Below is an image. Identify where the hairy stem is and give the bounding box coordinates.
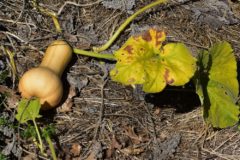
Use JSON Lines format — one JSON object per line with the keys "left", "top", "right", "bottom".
{"left": 73, "top": 48, "right": 116, "bottom": 61}
{"left": 33, "top": 120, "right": 44, "bottom": 154}
{"left": 93, "top": 0, "right": 168, "bottom": 52}
{"left": 31, "top": 0, "right": 62, "bottom": 33}
{"left": 45, "top": 133, "right": 57, "bottom": 160}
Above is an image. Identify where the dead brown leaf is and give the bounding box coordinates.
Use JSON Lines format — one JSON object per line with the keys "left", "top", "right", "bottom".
{"left": 86, "top": 152, "right": 96, "bottom": 160}
{"left": 154, "top": 107, "right": 161, "bottom": 115}
{"left": 124, "top": 126, "right": 141, "bottom": 144}
{"left": 70, "top": 143, "right": 82, "bottom": 157}
{"left": 85, "top": 142, "right": 102, "bottom": 160}
{"left": 0, "top": 85, "right": 20, "bottom": 108}
{"left": 123, "top": 126, "right": 150, "bottom": 145}
{"left": 106, "top": 134, "right": 122, "bottom": 158}
{"left": 22, "top": 154, "right": 37, "bottom": 160}
{"left": 57, "top": 86, "right": 76, "bottom": 112}
{"left": 120, "top": 146, "right": 145, "bottom": 156}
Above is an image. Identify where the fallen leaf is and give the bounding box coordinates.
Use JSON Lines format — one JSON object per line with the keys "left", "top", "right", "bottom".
{"left": 22, "top": 154, "right": 36, "bottom": 160}
{"left": 86, "top": 142, "right": 102, "bottom": 160}
{"left": 124, "top": 126, "right": 141, "bottom": 144}
{"left": 106, "top": 134, "right": 122, "bottom": 158}
{"left": 0, "top": 85, "right": 20, "bottom": 108}
{"left": 121, "top": 146, "right": 144, "bottom": 155}
{"left": 86, "top": 152, "right": 96, "bottom": 160}
{"left": 70, "top": 143, "right": 82, "bottom": 157}
{"left": 154, "top": 107, "right": 161, "bottom": 115}
{"left": 57, "top": 86, "right": 76, "bottom": 113}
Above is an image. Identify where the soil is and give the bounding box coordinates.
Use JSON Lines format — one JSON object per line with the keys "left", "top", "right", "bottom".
{"left": 1, "top": 0, "right": 240, "bottom": 160}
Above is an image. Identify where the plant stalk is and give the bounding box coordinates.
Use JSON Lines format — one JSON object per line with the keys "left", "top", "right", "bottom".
{"left": 73, "top": 48, "right": 116, "bottom": 61}
{"left": 93, "top": 0, "right": 168, "bottom": 52}
{"left": 45, "top": 133, "right": 57, "bottom": 160}
{"left": 32, "top": 0, "right": 62, "bottom": 33}
{"left": 33, "top": 120, "right": 44, "bottom": 154}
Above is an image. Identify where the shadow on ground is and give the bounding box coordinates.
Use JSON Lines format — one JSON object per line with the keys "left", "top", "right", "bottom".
{"left": 145, "top": 82, "right": 201, "bottom": 113}
{"left": 146, "top": 59, "right": 240, "bottom": 113}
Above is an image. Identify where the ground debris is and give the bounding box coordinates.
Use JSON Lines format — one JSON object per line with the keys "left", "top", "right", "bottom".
{"left": 102, "top": 0, "right": 136, "bottom": 13}
{"left": 70, "top": 143, "right": 82, "bottom": 157}
{"left": 0, "top": 110, "right": 22, "bottom": 158}
{"left": 145, "top": 134, "right": 181, "bottom": 160}
{"left": 86, "top": 142, "right": 104, "bottom": 160}
{"left": 1, "top": 0, "right": 240, "bottom": 159}
{"left": 183, "top": 0, "right": 239, "bottom": 29}
{"left": 120, "top": 145, "right": 145, "bottom": 156}
{"left": 106, "top": 134, "right": 122, "bottom": 158}
{"left": 124, "top": 126, "right": 149, "bottom": 144}
{"left": 67, "top": 74, "right": 89, "bottom": 93}
{"left": 57, "top": 86, "right": 77, "bottom": 113}
{"left": 2, "top": 138, "right": 22, "bottom": 158}
{"left": 0, "top": 85, "right": 20, "bottom": 109}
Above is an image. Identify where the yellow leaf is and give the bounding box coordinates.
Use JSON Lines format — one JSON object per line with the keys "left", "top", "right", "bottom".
{"left": 111, "top": 29, "right": 196, "bottom": 93}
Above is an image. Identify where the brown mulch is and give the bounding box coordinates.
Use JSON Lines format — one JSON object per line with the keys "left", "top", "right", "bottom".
{"left": 1, "top": 0, "right": 240, "bottom": 159}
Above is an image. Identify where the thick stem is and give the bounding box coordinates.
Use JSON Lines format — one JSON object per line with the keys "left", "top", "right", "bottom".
{"left": 93, "top": 0, "right": 168, "bottom": 52}
{"left": 73, "top": 48, "right": 116, "bottom": 61}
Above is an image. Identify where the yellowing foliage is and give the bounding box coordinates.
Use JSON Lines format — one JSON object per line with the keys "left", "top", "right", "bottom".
{"left": 110, "top": 28, "right": 196, "bottom": 93}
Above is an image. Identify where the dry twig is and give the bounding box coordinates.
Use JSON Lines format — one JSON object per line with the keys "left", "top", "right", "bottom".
{"left": 57, "top": 0, "right": 103, "bottom": 15}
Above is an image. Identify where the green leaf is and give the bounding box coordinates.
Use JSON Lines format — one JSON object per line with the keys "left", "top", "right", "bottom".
{"left": 195, "top": 41, "right": 239, "bottom": 128}
{"left": 42, "top": 124, "right": 56, "bottom": 138}
{"left": 0, "top": 118, "right": 7, "bottom": 126}
{"left": 110, "top": 28, "right": 196, "bottom": 93}
{"left": 21, "top": 124, "right": 37, "bottom": 139}
{"left": 16, "top": 98, "right": 42, "bottom": 124}
{"left": 0, "top": 153, "right": 7, "bottom": 160}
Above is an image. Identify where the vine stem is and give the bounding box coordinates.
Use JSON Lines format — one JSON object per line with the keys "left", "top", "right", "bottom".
{"left": 93, "top": 0, "right": 168, "bottom": 52}
{"left": 32, "top": 119, "right": 44, "bottom": 154}
{"left": 45, "top": 133, "right": 57, "bottom": 160}
{"left": 73, "top": 48, "right": 116, "bottom": 61}
{"left": 74, "top": 0, "right": 167, "bottom": 60}
{"left": 31, "top": 0, "right": 62, "bottom": 33}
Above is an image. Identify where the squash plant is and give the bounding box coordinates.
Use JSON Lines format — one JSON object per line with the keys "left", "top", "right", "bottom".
{"left": 75, "top": 28, "right": 239, "bottom": 129}
{"left": 15, "top": 1, "right": 168, "bottom": 158}
{"left": 16, "top": 4, "right": 239, "bottom": 160}
{"left": 92, "top": 28, "right": 239, "bottom": 129}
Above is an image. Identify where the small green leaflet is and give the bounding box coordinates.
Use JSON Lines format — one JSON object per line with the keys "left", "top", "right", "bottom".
{"left": 16, "top": 98, "right": 42, "bottom": 124}
{"left": 195, "top": 41, "right": 239, "bottom": 128}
